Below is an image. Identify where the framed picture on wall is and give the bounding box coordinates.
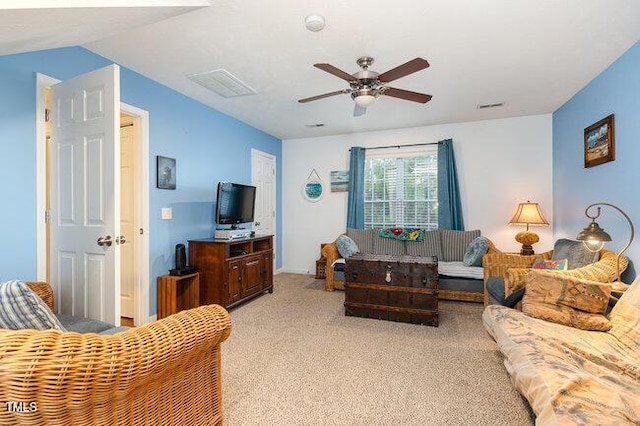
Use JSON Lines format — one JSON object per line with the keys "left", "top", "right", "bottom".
{"left": 156, "top": 156, "right": 176, "bottom": 189}
{"left": 584, "top": 114, "right": 615, "bottom": 168}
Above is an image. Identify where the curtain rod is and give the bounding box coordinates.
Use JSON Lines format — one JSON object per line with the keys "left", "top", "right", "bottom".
{"left": 350, "top": 141, "right": 441, "bottom": 151}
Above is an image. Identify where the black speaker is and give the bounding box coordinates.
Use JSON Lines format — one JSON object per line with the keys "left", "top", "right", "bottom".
{"left": 170, "top": 243, "right": 195, "bottom": 276}
{"left": 175, "top": 244, "right": 186, "bottom": 269}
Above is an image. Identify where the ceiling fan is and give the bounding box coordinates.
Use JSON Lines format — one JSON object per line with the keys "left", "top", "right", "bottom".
{"left": 298, "top": 56, "right": 432, "bottom": 117}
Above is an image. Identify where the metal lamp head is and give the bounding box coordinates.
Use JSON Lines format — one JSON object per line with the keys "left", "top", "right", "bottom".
{"left": 576, "top": 219, "right": 612, "bottom": 252}
{"left": 576, "top": 202, "right": 634, "bottom": 283}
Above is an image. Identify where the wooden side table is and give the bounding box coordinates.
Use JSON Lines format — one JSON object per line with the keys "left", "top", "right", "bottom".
{"left": 315, "top": 243, "right": 328, "bottom": 279}
{"left": 157, "top": 272, "right": 200, "bottom": 319}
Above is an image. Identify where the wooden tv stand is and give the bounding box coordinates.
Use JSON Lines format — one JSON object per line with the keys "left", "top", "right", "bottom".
{"left": 188, "top": 235, "right": 273, "bottom": 309}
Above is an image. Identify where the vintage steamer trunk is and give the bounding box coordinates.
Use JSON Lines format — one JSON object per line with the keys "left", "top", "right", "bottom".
{"left": 344, "top": 254, "right": 439, "bottom": 326}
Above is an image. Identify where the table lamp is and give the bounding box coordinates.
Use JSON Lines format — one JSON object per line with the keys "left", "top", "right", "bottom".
{"left": 576, "top": 202, "right": 634, "bottom": 283}
{"left": 509, "top": 201, "right": 549, "bottom": 255}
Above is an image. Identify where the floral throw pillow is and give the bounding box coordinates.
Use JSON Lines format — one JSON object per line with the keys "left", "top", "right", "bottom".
{"left": 522, "top": 270, "right": 612, "bottom": 331}
{"left": 379, "top": 227, "right": 424, "bottom": 241}
{"left": 532, "top": 258, "right": 568, "bottom": 271}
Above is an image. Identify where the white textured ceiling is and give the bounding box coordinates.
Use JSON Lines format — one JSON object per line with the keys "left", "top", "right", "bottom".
{"left": 3, "top": 1, "right": 640, "bottom": 140}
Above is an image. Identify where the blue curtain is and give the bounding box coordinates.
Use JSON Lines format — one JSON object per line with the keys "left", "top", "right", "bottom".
{"left": 438, "top": 139, "right": 464, "bottom": 230}
{"left": 347, "top": 147, "right": 366, "bottom": 229}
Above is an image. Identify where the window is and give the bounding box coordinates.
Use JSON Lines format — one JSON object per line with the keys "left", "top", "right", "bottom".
{"left": 364, "top": 148, "right": 438, "bottom": 229}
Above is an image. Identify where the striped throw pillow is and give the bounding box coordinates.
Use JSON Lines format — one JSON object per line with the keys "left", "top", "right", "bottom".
{"left": 439, "top": 229, "right": 481, "bottom": 262}
{"left": 346, "top": 228, "right": 376, "bottom": 254}
{"left": 0, "top": 280, "right": 66, "bottom": 331}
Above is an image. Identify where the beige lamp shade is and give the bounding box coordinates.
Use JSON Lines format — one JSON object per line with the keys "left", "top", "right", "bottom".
{"left": 509, "top": 201, "right": 549, "bottom": 230}
{"left": 509, "top": 201, "right": 549, "bottom": 255}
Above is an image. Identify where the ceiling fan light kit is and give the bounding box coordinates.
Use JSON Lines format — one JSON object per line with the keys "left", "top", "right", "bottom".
{"left": 353, "top": 89, "right": 377, "bottom": 107}
{"left": 298, "top": 56, "right": 431, "bottom": 116}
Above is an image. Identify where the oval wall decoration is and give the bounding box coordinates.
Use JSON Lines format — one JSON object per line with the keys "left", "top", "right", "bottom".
{"left": 303, "top": 169, "right": 324, "bottom": 202}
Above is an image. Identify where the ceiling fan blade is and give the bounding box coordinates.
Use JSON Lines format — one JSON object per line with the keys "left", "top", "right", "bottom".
{"left": 353, "top": 104, "right": 367, "bottom": 117}
{"left": 314, "top": 63, "right": 357, "bottom": 83}
{"left": 382, "top": 87, "right": 432, "bottom": 103}
{"left": 378, "top": 58, "right": 430, "bottom": 83}
{"left": 298, "top": 89, "right": 350, "bottom": 103}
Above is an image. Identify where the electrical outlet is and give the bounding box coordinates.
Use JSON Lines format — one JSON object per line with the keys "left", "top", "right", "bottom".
{"left": 161, "top": 207, "right": 172, "bottom": 220}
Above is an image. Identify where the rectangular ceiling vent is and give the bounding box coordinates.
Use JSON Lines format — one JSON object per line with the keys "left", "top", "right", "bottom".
{"left": 187, "top": 69, "right": 256, "bottom": 98}
{"left": 476, "top": 102, "right": 504, "bottom": 109}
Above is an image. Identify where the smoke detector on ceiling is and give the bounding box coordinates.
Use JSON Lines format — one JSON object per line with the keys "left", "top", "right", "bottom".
{"left": 305, "top": 14, "right": 326, "bottom": 32}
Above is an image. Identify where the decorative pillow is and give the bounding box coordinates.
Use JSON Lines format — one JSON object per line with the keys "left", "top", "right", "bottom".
{"left": 379, "top": 227, "right": 424, "bottom": 241}
{"left": 521, "top": 270, "right": 612, "bottom": 331}
{"left": 462, "top": 236, "right": 489, "bottom": 267}
{"left": 336, "top": 235, "right": 359, "bottom": 259}
{"left": 346, "top": 228, "right": 375, "bottom": 254}
{"left": 439, "top": 229, "right": 481, "bottom": 262}
{"left": 551, "top": 238, "right": 600, "bottom": 269}
{"left": 0, "top": 280, "right": 66, "bottom": 331}
{"left": 372, "top": 233, "right": 405, "bottom": 256}
{"left": 405, "top": 230, "right": 442, "bottom": 260}
{"left": 532, "top": 258, "right": 568, "bottom": 271}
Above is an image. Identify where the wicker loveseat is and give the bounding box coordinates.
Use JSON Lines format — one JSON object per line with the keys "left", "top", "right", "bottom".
{"left": 483, "top": 247, "right": 628, "bottom": 306}
{"left": 0, "top": 282, "right": 232, "bottom": 425}
{"left": 323, "top": 228, "right": 501, "bottom": 302}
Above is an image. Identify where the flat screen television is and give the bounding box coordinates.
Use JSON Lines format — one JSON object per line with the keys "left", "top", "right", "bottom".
{"left": 215, "top": 182, "right": 256, "bottom": 228}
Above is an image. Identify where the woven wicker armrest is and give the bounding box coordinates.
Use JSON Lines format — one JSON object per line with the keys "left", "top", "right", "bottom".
{"left": 322, "top": 242, "right": 341, "bottom": 291}
{"left": 503, "top": 268, "right": 531, "bottom": 298}
{"left": 0, "top": 304, "right": 232, "bottom": 425}
{"left": 482, "top": 250, "right": 551, "bottom": 306}
{"left": 26, "top": 281, "right": 55, "bottom": 311}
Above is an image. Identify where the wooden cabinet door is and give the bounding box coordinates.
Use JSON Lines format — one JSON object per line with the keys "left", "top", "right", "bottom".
{"left": 227, "top": 259, "right": 243, "bottom": 304}
{"left": 243, "top": 256, "right": 262, "bottom": 298}
{"left": 260, "top": 251, "right": 273, "bottom": 289}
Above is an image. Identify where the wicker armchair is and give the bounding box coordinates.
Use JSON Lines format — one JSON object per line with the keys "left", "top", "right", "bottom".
{"left": 483, "top": 249, "right": 628, "bottom": 306}
{"left": 0, "top": 282, "right": 232, "bottom": 425}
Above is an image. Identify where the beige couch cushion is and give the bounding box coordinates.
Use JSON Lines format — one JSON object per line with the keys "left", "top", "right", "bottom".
{"left": 522, "top": 270, "right": 612, "bottom": 331}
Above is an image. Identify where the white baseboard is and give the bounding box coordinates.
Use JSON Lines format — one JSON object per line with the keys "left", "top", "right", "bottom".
{"left": 276, "top": 268, "right": 314, "bottom": 275}
{"left": 148, "top": 314, "right": 157, "bottom": 323}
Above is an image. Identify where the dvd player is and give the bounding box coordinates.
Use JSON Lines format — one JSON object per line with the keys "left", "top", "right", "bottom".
{"left": 215, "top": 229, "right": 252, "bottom": 240}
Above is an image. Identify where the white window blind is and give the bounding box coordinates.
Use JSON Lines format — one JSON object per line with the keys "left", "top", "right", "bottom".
{"left": 364, "top": 146, "right": 438, "bottom": 229}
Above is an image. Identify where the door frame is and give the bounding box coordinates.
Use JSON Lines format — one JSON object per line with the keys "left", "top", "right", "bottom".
{"left": 35, "top": 72, "right": 151, "bottom": 325}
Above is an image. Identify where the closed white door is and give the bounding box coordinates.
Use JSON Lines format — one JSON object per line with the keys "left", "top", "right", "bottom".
{"left": 251, "top": 149, "right": 276, "bottom": 236}
{"left": 50, "top": 64, "right": 121, "bottom": 325}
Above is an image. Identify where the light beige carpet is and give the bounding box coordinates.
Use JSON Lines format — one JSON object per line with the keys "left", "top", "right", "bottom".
{"left": 221, "top": 273, "right": 534, "bottom": 425}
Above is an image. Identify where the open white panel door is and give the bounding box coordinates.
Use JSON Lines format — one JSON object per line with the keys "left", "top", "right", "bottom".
{"left": 251, "top": 149, "right": 276, "bottom": 236}
{"left": 50, "top": 65, "right": 121, "bottom": 325}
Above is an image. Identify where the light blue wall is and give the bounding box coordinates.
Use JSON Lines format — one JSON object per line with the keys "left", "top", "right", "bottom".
{"left": 553, "top": 41, "right": 640, "bottom": 280}
{"left": 0, "top": 47, "right": 282, "bottom": 314}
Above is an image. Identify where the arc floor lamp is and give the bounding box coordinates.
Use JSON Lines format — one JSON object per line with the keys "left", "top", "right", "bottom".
{"left": 576, "top": 202, "right": 635, "bottom": 283}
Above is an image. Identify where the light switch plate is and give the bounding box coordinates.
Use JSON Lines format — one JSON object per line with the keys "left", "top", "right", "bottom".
{"left": 161, "top": 207, "right": 172, "bottom": 220}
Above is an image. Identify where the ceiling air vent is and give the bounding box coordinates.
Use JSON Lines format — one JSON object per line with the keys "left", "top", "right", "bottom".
{"left": 476, "top": 102, "right": 504, "bottom": 109}
{"left": 187, "top": 69, "right": 256, "bottom": 98}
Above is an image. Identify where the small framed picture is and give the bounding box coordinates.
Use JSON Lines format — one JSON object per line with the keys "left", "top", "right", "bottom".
{"left": 330, "top": 171, "right": 349, "bottom": 192}
{"left": 156, "top": 156, "right": 176, "bottom": 189}
{"left": 584, "top": 114, "right": 614, "bottom": 168}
